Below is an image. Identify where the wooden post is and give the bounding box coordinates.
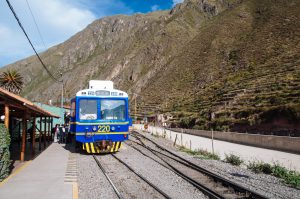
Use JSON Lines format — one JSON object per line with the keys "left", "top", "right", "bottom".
{"left": 20, "top": 117, "right": 26, "bottom": 161}
{"left": 181, "top": 129, "right": 183, "bottom": 146}
{"left": 39, "top": 117, "right": 42, "bottom": 151}
{"left": 47, "top": 117, "right": 51, "bottom": 143}
{"left": 18, "top": 121, "right": 21, "bottom": 146}
{"left": 45, "top": 117, "right": 48, "bottom": 143}
{"left": 4, "top": 104, "right": 9, "bottom": 129}
{"left": 43, "top": 117, "right": 46, "bottom": 149}
{"left": 50, "top": 117, "right": 53, "bottom": 141}
{"left": 32, "top": 117, "right": 36, "bottom": 156}
{"left": 211, "top": 129, "right": 214, "bottom": 154}
{"left": 134, "top": 95, "right": 137, "bottom": 123}
{"left": 173, "top": 134, "right": 178, "bottom": 146}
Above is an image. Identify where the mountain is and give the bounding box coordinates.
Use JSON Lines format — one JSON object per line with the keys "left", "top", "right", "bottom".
{"left": 2, "top": 0, "right": 300, "bottom": 135}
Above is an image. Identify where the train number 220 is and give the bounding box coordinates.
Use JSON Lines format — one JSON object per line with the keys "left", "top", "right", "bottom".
{"left": 97, "top": 125, "right": 110, "bottom": 133}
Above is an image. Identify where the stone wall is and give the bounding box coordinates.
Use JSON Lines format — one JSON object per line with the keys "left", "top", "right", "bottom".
{"left": 169, "top": 128, "right": 300, "bottom": 154}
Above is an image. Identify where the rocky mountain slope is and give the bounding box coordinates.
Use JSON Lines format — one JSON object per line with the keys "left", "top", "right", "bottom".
{"left": 2, "top": 0, "right": 300, "bottom": 135}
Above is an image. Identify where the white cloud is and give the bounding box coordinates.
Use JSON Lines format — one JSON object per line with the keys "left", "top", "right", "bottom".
{"left": 151, "top": 5, "right": 160, "bottom": 12}
{"left": 0, "top": 0, "right": 105, "bottom": 66}
{"left": 0, "top": 25, "right": 11, "bottom": 37}
{"left": 0, "top": 23, "right": 32, "bottom": 65}
{"left": 172, "top": 0, "right": 184, "bottom": 6}
{"left": 37, "top": 0, "right": 96, "bottom": 33}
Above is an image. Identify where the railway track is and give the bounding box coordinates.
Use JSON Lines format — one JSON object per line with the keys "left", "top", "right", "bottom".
{"left": 92, "top": 155, "right": 123, "bottom": 199}
{"left": 92, "top": 154, "right": 172, "bottom": 199}
{"left": 129, "top": 131, "right": 269, "bottom": 199}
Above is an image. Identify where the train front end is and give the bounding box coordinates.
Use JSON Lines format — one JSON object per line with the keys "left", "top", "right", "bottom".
{"left": 70, "top": 81, "right": 131, "bottom": 153}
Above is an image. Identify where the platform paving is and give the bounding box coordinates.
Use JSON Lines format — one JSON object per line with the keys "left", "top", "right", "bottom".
{"left": 0, "top": 143, "right": 73, "bottom": 199}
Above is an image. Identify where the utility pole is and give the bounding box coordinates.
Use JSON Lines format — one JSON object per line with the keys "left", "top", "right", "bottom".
{"left": 134, "top": 94, "right": 137, "bottom": 123}
{"left": 133, "top": 93, "right": 141, "bottom": 123}
{"left": 60, "top": 72, "right": 64, "bottom": 125}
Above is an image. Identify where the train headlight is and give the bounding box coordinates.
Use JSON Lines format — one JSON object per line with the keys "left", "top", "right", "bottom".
{"left": 111, "top": 126, "right": 115, "bottom": 131}
{"left": 92, "top": 126, "right": 97, "bottom": 131}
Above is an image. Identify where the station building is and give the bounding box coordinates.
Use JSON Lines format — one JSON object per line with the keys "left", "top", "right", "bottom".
{"left": 34, "top": 102, "right": 70, "bottom": 129}
{"left": 0, "top": 88, "right": 60, "bottom": 162}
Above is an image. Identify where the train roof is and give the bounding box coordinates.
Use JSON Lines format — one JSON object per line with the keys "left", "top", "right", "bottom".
{"left": 76, "top": 88, "right": 128, "bottom": 98}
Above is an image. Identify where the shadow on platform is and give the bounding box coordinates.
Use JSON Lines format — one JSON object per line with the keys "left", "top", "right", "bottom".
{"left": 9, "top": 140, "right": 52, "bottom": 174}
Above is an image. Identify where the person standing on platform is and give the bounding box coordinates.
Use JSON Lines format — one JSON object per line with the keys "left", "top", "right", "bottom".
{"left": 54, "top": 124, "right": 59, "bottom": 142}
{"left": 64, "top": 124, "right": 70, "bottom": 143}
{"left": 64, "top": 112, "right": 70, "bottom": 126}
{"left": 59, "top": 124, "right": 66, "bottom": 143}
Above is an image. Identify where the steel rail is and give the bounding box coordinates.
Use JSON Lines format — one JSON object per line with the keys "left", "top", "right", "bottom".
{"left": 92, "top": 155, "right": 124, "bottom": 199}
{"left": 126, "top": 141, "right": 224, "bottom": 199}
{"left": 131, "top": 131, "right": 268, "bottom": 199}
{"left": 111, "top": 154, "right": 172, "bottom": 199}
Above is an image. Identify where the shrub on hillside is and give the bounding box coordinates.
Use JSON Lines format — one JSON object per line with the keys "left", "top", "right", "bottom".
{"left": 0, "top": 124, "right": 11, "bottom": 181}
{"left": 179, "top": 117, "right": 196, "bottom": 128}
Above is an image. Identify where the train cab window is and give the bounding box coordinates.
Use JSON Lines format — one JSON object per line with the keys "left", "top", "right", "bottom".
{"left": 101, "top": 100, "right": 125, "bottom": 120}
{"left": 79, "top": 100, "right": 97, "bottom": 120}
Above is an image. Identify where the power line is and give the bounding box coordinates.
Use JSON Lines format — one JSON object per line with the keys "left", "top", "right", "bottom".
{"left": 5, "top": 0, "right": 59, "bottom": 82}
{"left": 25, "top": 0, "right": 47, "bottom": 50}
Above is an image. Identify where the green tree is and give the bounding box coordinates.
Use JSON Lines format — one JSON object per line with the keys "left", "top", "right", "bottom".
{"left": 0, "top": 124, "right": 11, "bottom": 181}
{"left": 0, "top": 70, "right": 24, "bottom": 94}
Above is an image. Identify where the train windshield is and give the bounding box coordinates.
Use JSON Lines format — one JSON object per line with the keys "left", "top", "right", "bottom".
{"left": 79, "top": 99, "right": 97, "bottom": 120}
{"left": 101, "top": 99, "right": 126, "bottom": 120}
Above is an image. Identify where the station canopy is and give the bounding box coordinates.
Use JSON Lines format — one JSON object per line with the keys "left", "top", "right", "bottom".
{"left": 0, "top": 87, "right": 59, "bottom": 118}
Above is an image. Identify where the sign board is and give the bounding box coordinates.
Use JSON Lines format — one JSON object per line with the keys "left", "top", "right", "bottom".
{"left": 89, "top": 80, "right": 114, "bottom": 90}
{"left": 144, "top": 124, "right": 148, "bottom": 130}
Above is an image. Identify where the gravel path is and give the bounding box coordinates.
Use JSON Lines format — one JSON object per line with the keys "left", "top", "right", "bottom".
{"left": 135, "top": 131, "right": 300, "bottom": 199}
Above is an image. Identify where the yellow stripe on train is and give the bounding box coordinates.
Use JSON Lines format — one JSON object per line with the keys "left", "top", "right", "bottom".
{"left": 82, "top": 142, "right": 122, "bottom": 154}
{"left": 110, "top": 142, "right": 115, "bottom": 152}
{"left": 75, "top": 132, "right": 129, "bottom": 135}
{"left": 70, "top": 122, "right": 129, "bottom": 125}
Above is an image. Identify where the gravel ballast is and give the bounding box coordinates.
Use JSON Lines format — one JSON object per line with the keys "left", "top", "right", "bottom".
{"left": 77, "top": 153, "right": 116, "bottom": 199}
{"left": 96, "top": 154, "right": 166, "bottom": 199}
{"left": 136, "top": 130, "right": 300, "bottom": 199}
{"left": 114, "top": 144, "right": 207, "bottom": 199}
{"left": 77, "top": 130, "right": 300, "bottom": 199}
{"left": 77, "top": 143, "right": 207, "bottom": 198}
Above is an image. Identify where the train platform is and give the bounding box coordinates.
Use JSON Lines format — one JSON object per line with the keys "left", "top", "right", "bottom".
{"left": 0, "top": 143, "right": 77, "bottom": 199}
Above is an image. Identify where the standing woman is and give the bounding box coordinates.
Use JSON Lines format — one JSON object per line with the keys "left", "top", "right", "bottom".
{"left": 54, "top": 124, "right": 59, "bottom": 142}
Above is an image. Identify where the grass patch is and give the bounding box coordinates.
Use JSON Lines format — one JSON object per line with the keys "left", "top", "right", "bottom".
{"left": 150, "top": 133, "right": 160, "bottom": 138}
{"left": 224, "top": 154, "right": 244, "bottom": 166}
{"left": 178, "top": 146, "right": 220, "bottom": 160}
{"left": 247, "top": 161, "right": 300, "bottom": 188}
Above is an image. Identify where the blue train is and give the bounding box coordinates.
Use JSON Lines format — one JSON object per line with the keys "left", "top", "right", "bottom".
{"left": 70, "top": 80, "right": 131, "bottom": 153}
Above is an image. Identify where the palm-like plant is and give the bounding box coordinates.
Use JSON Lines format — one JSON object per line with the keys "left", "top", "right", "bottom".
{"left": 0, "top": 70, "right": 24, "bottom": 94}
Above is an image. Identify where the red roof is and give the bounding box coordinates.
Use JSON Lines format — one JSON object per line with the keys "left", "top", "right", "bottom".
{"left": 0, "top": 87, "right": 60, "bottom": 118}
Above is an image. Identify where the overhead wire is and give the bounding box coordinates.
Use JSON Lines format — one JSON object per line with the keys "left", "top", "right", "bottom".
{"left": 25, "top": 0, "right": 47, "bottom": 50}
{"left": 5, "top": 0, "right": 60, "bottom": 82}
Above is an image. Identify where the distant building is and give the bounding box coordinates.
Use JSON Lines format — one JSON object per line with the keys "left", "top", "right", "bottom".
{"left": 34, "top": 102, "right": 69, "bottom": 128}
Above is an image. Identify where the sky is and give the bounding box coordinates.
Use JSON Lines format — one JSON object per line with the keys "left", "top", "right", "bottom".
{"left": 0, "top": 0, "right": 184, "bottom": 67}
